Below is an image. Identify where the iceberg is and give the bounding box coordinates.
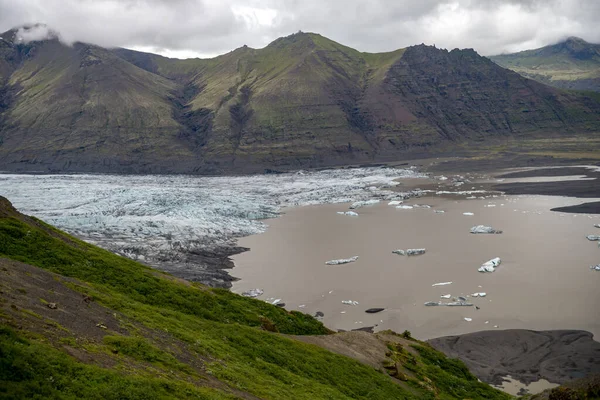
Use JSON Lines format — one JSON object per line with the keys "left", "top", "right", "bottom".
{"left": 242, "top": 288, "right": 264, "bottom": 298}
{"left": 325, "top": 256, "right": 359, "bottom": 265}
{"left": 440, "top": 294, "right": 451, "bottom": 299}
{"left": 447, "top": 301, "right": 473, "bottom": 307}
{"left": 337, "top": 211, "right": 359, "bottom": 216}
{"left": 413, "top": 204, "right": 431, "bottom": 209}
{"left": 471, "top": 292, "right": 487, "bottom": 297}
{"left": 432, "top": 282, "right": 452, "bottom": 287}
{"left": 388, "top": 200, "right": 403, "bottom": 206}
{"left": 349, "top": 199, "right": 380, "bottom": 209}
{"left": 470, "top": 225, "right": 502, "bottom": 234}
{"left": 342, "top": 300, "right": 359, "bottom": 306}
{"left": 406, "top": 248, "right": 426, "bottom": 256}
{"left": 463, "top": 212, "right": 474, "bottom": 216}
{"left": 478, "top": 257, "right": 501, "bottom": 273}
{"left": 591, "top": 264, "right": 600, "bottom": 271}
{"left": 396, "top": 205, "right": 413, "bottom": 209}
{"left": 424, "top": 301, "right": 441, "bottom": 306}
{"left": 595, "top": 224, "right": 600, "bottom": 228}
{"left": 464, "top": 318, "right": 473, "bottom": 322}
{"left": 392, "top": 250, "right": 406, "bottom": 256}
{"left": 434, "top": 210, "right": 445, "bottom": 214}
{"left": 587, "top": 235, "right": 600, "bottom": 241}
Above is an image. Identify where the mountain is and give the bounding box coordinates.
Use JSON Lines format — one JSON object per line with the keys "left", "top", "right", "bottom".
{"left": 1, "top": 29, "right": 599, "bottom": 174}
{"left": 490, "top": 37, "right": 600, "bottom": 92}
{"left": 0, "top": 195, "right": 513, "bottom": 399}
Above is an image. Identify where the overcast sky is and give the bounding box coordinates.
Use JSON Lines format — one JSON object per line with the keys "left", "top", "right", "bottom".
{"left": 0, "top": 0, "right": 598, "bottom": 58}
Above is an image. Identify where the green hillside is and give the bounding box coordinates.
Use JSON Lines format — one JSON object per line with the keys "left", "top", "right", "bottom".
{"left": 0, "top": 196, "right": 514, "bottom": 399}
{"left": 490, "top": 37, "right": 600, "bottom": 92}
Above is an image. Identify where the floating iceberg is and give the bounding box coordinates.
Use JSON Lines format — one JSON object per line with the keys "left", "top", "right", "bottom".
{"left": 463, "top": 212, "right": 474, "bottom": 216}
{"left": 342, "top": 300, "right": 359, "bottom": 306}
{"left": 392, "top": 249, "right": 406, "bottom": 256}
{"left": 470, "top": 225, "right": 502, "bottom": 234}
{"left": 337, "top": 211, "right": 359, "bottom": 216}
{"left": 406, "top": 248, "right": 426, "bottom": 256}
{"left": 396, "top": 205, "right": 413, "bottom": 209}
{"left": 413, "top": 204, "right": 432, "bottom": 209}
{"left": 434, "top": 210, "right": 445, "bottom": 214}
{"left": 424, "top": 301, "right": 441, "bottom": 306}
{"left": 484, "top": 204, "right": 496, "bottom": 208}
{"left": 440, "top": 294, "right": 451, "bottom": 299}
{"left": 432, "top": 282, "right": 452, "bottom": 287}
{"left": 595, "top": 224, "right": 600, "bottom": 228}
{"left": 326, "top": 256, "right": 359, "bottom": 265}
{"left": 464, "top": 317, "right": 473, "bottom": 322}
{"left": 471, "top": 292, "right": 487, "bottom": 297}
{"left": 388, "top": 200, "right": 403, "bottom": 206}
{"left": 591, "top": 264, "right": 600, "bottom": 271}
{"left": 447, "top": 301, "right": 473, "bottom": 307}
{"left": 349, "top": 200, "right": 380, "bottom": 209}
{"left": 587, "top": 235, "right": 600, "bottom": 241}
{"left": 242, "top": 288, "right": 264, "bottom": 298}
{"left": 478, "top": 257, "right": 501, "bottom": 273}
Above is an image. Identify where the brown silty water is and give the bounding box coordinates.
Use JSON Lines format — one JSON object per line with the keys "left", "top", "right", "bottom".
{"left": 232, "top": 179, "right": 600, "bottom": 341}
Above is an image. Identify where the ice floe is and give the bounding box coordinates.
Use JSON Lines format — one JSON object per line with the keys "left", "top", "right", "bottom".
{"left": 393, "top": 249, "right": 426, "bottom": 256}
{"left": 470, "top": 225, "right": 503, "bottom": 234}
{"left": 591, "top": 264, "right": 600, "bottom": 271}
{"left": 432, "top": 282, "right": 453, "bottom": 286}
{"left": 587, "top": 235, "right": 600, "bottom": 241}
{"left": 396, "top": 205, "right": 413, "bottom": 209}
{"left": 471, "top": 292, "right": 487, "bottom": 297}
{"left": 478, "top": 257, "right": 501, "bottom": 273}
{"left": 464, "top": 318, "right": 473, "bottom": 322}
{"left": 440, "top": 294, "right": 451, "bottom": 299}
{"left": 463, "top": 212, "right": 474, "bottom": 216}
{"left": 388, "top": 200, "right": 403, "bottom": 206}
{"left": 242, "top": 288, "right": 264, "bottom": 298}
{"left": 342, "top": 300, "right": 359, "bottom": 306}
{"left": 337, "top": 211, "right": 359, "bottom": 216}
{"left": 349, "top": 199, "right": 380, "bottom": 209}
{"left": 325, "top": 256, "right": 359, "bottom": 265}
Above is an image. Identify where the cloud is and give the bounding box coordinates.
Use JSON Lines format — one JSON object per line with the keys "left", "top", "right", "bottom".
{"left": 0, "top": 0, "right": 598, "bottom": 58}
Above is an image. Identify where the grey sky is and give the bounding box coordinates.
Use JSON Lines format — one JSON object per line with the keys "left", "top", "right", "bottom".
{"left": 0, "top": 0, "right": 598, "bottom": 58}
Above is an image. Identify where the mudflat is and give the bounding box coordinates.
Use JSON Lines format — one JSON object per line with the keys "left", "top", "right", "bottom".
{"left": 232, "top": 191, "right": 600, "bottom": 340}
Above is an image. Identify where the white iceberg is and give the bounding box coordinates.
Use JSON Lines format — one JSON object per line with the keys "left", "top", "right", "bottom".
{"left": 594, "top": 224, "right": 600, "bottom": 228}
{"left": 464, "top": 317, "right": 473, "bottom": 322}
{"left": 325, "top": 256, "right": 359, "bottom": 265}
{"left": 396, "top": 205, "right": 413, "bottom": 209}
{"left": 337, "top": 211, "right": 359, "bottom": 216}
{"left": 271, "top": 298, "right": 282, "bottom": 305}
{"left": 349, "top": 200, "right": 380, "bottom": 209}
{"left": 434, "top": 210, "right": 445, "bottom": 214}
{"left": 342, "top": 300, "right": 359, "bottom": 306}
{"left": 242, "top": 288, "right": 264, "bottom": 298}
{"left": 440, "top": 294, "right": 451, "bottom": 299}
{"left": 478, "top": 257, "right": 501, "bottom": 273}
{"left": 470, "top": 225, "right": 502, "bottom": 234}
{"left": 447, "top": 301, "right": 473, "bottom": 306}
{"left": 424, "top": 301, "right": 441, "bottom": 306}
{"left": 413, "top": 204, "right": 431, "bottom": 209}
{"left": 406, "top": 248, "right": 426, "bottom": 256}
{"left": 591, "top": 264, "right": 600, "bottom": 271}
{"left": 392, "top": 249, "right": 406, "bottom": 256}
{"left": 388, "top": 200, "right": 403, "bottom": 206}
{"left": 587, "top": 235, "right": 600, "bottom": 241}
{"left": 484, "top": 204, "right": 496, "bottom": 208}
{"left": 463, "top": 212, "right": 474, "bottom": 216}
{"left": 432, "top": 282, "right": 452, "bottom": 287}
{"left": 471, "top": 292, "right": 487, "bottom": 297}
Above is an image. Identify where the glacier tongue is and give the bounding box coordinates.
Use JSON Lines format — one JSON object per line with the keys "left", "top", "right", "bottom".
{"left": 0, "top": 167, "right": 424, "bottom": 285}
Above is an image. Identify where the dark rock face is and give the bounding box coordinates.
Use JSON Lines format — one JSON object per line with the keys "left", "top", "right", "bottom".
{"left": 0, "top": 32, "right": 599, "bottom": 174}
{"left": 429, "top": 329, "right": 600, "bottom": 386}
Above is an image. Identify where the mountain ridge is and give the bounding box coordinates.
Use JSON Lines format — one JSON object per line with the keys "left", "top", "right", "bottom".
{"left": 0, "top": 30, "right": 599, "bottom": 174}
{"left": 490, "top": 36, "right": 600, "bottom": 92}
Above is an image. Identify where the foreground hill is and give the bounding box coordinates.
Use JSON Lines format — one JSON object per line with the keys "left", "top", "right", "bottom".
{"left": 490, "top": 37, "right": 600, "bottom": 92}
{"left": 0, "top": 196, "right": 514, "bottom": 399}
{"left": 1, "top": 28, "right": 600, "bottom": 174}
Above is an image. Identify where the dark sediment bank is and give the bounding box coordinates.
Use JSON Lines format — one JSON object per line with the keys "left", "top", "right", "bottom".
{"left": 148, "top": 246, "right": 248, "bottom": 289}
{"left": 429, "top": 330, "right": 600, "bottom": 386}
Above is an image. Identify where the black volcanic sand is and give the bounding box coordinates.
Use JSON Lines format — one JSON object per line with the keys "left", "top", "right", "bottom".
{"left": 429, "top": 330, "right": 600, "bottom": 386}
{"left": 494, "top": 167, "right": 600, "bottom": 214}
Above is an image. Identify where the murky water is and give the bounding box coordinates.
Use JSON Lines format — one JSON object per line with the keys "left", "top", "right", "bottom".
{"left": 232, "top": 192, "right": 600, "bottom": 341}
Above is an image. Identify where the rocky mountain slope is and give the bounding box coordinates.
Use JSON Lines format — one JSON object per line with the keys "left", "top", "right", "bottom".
{"left": 490, "top": 37, "right": 600, "bottom": 92}
{"left": 0, "top": 195, "right": 512, "bottom": 399}
{"left": 1, "top": 28, "right": 599, "bottom": 174}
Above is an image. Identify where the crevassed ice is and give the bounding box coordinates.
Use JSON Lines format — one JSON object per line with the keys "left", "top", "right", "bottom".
{"left": 0, "top": 167, "right": 423, "bottom": 264}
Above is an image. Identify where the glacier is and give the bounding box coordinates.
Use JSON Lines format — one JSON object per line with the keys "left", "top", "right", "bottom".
{"left": 0, "top": 167, "right": 424, "bottom": 286}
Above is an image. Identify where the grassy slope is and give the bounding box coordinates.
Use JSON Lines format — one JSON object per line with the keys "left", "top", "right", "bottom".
{"left": 490, "top": 37, "right": 600, "bottom": 91}
{"left": 0, "top": 196, "right": 512, "bottom": 399}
